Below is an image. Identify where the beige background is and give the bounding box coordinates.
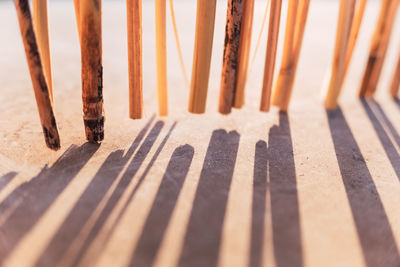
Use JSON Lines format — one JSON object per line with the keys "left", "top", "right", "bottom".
{"left": 0, "top": 1, "right": 400, "bottom": 266}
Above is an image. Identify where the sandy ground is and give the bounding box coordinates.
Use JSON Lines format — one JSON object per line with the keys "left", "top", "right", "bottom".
{"left": 0, "top": 1, "right": 400, "bottom": 266}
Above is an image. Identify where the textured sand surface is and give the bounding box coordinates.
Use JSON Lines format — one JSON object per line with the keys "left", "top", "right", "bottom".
{"left": 0, "top": 1, "right": 400, "bottom": 267}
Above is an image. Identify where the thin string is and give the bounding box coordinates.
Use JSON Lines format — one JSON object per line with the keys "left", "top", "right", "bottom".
{"left": 168, "top": 0, "right": 190, "bottom": 88}
{"left": 249, "top": 0, "right": 271, "bottom": 74}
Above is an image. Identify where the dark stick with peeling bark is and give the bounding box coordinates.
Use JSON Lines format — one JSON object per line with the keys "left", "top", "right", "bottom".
{"left": 127, "top": 0, "right": 143, "bottom": 119}
{"left": 80, "top": 0, "right": 104, "bottom": 142}
{"left": 218, "top": 0, "right": 244, "bottom": 114}
{"left": 14, "top": 0, "right": 60, "bottom": 150}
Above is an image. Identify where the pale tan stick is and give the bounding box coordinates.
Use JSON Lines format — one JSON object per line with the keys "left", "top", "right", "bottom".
{"left": 156, "top": 0, "right": 168, "bottom": 116}
{"left": 188, "top": 0, "right": 217, "bottom": 113}
{"left": 233, "top": 0, "right": 255, "bottom": 108}
{"left": 168, "top": 0, "right": 189, "bottom": 88}
{"left": 359, "top": 0, "right": 399, "bottom": 97}
{"left": 271, "top": 0, "right": 299, "bottom": 108}
{"left": 127, "top": 0, "right": 143, "bottom": 119}
{"left": 390, "top": 51, "right": 400, "bottom": 98}
{"left": 325, "top": 0, "right": 356, "bottom": 110}
{"left": 73, "top": 0, "right": 80, "bottom": 37}
{"left": 218, "top": 0, "right": 244, "bottom": 114}
{"left": 14, "top": 0, "right": 60, "bottom": 150}
{"left": 80, "top": 0, "right": 104, "bottom": 142}
{"left": 250, "top": 0, "right": 271, "bottom": 70}
{"left": 260, "top": 0, "right": 283, "bottom": 112}
{"left": 33, "top": 0, "right": 53, "bottom": 103}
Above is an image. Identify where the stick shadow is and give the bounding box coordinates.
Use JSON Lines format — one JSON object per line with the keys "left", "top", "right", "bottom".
{"left": 0, "top": 172, "right": 17, "bottom": 193}
{"left": 361, "top": 99, "right": 400, "bottom": 180}
{"left": 34, "top": 117, "right": 172, "bottom": 267}
{"left": 178, "top": 129, "right": 240, "bottom": 267}
{"left": 327, "top": 108, "right": 400, "bottom": 267}
{"left": 0, "top": 143, "right": 100, "bottom": 265}
{"left": 129, "top": 144, "right": 194, "bottom": 267}
{"left": 251, "top": 113, "right": 303, "bottom": 267}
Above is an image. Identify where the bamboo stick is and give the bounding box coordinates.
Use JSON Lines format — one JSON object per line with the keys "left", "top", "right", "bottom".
{"left": 260, "top": 0, "right": 283, "bottom": 112}
{"left": 390, "top": 51, "right": 400, "bottom": 98}
{"left": 233, "top": 0, "right": 255, "bottom": 108}
{"left": 218, "top": 0, "right": 244, "bottom": 114}
{"left": 272, "top": 0, "right": 310, "bottom": 111}
{"left": 270, "top": 0, "right": 299, "bottom": 109}
{"left": 343, "top": 0, "right": 367, "bottom": 74}
{"left": 73, "top": 0, "right": 80, "bottom": 36}
{"left": 33, "top": 0, "right": 53, "bottom": 103}
{"left": 168, "top": 0, "right": 189, "bottom": 88}
{"left": 127, "top": 0, "right": 143, "bottom": 119}
{"left": 188, "top": 0, "right": 217, "bottom": 113}
{"left": 155, "top": 0, "right": 168, "bottom": 116}
{"left": 80, "top": 0, "right": 104, "bottom": 142}
{"left": 324, "top": 0, "right": 356, "bottom": 110}
{"left": 14, "top": 0, "right": 60, "bottom": 150}
{"left": 359, "top": 0, "right": 399, "bottom": 97}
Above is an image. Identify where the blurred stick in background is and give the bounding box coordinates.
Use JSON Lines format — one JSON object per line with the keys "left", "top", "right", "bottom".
{"left": 127, "top": 0, "right": 143, "bottom": 119}
{"left": 260, "top": 0, "right": 282, "bottom": 112}
{"left": 324, "top": 0, "right": 356, "bottom": 110}
{"left": 390, "top": 51, "right": 400, "bottom": 98}
{"left": 156, "top": 0, "right": 168, "bottom": 116}
{"left": 188, "top": 0, "right": 217, "bottom": 113}
{"left": 14, "top": 0, "right": 60, "bottom": 150}
{"left": 233, "top": 0, "right": 255, "bottom": 108}
{"left": 343, "top": 0, "right": 366, "bottom": 77}
{"left": 80, "top": 0, "right": 104, "bottom": 142}
{"left": 33, "top": 0, "right": 53, "bottom": 103}
{"left": 219, "top": 0, "right": 244, "bottom": 114}
{"left": 359, "top": 0, "right": 399, "bottom": 97}
{"left": 272, "top": 0, "right": 310, "bottom": 111}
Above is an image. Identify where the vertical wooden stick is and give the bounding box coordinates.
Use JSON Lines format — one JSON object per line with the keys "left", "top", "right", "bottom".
{"left": 155, "top": 0, "right": 168, "bottom": 116}
{"left": 324, "top": 0, "right": 356, "bottom": 110}
{"left": 272, "top": 0, "right": 299, "bottom": 109}
{"left": 218, "top": 0, "right": 244, "bottom": 114}
{"left": 343, "top": 0, "right": 367, "bottom": 73}
{"left": 359, "top": 0, "right": 399, "bottom": 97}
{"left": 80, "top": 0, "right": 104, "bottom": 142}
{"left": 127, "top": 0, "right": 143, "bottom": 119}
{"left": 14, "top": 0, "right": 60, "bottom": 150}
{"left": 279, "top": 0, "right": 310, "bottom": 110}
{"left": 188, "top": 0, "right": 217, "bottom": 114}
{"left": 390, "top": 51, "right": 400, "bottom": 98}
{"left": 33, "top": 0, "right": 53, "bottom": 103}
{"left": 271, "top": 0, "right": 298, "bottom": 109}
{"left": 272, "top": 0, "right": 310, "bottom": 111}
{"left": 233, "top": 0, "right": 255, "bottom": 108}
{"left": 73, "top": 0, "right": 80, "bottom": 37}
{"left": 260, "top": 0, "right": 283, "bottom": 112}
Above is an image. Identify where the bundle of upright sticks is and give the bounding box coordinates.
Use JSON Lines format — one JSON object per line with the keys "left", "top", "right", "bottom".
{"left": 13, "top": 0, "right": 400, "bottom": 150}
